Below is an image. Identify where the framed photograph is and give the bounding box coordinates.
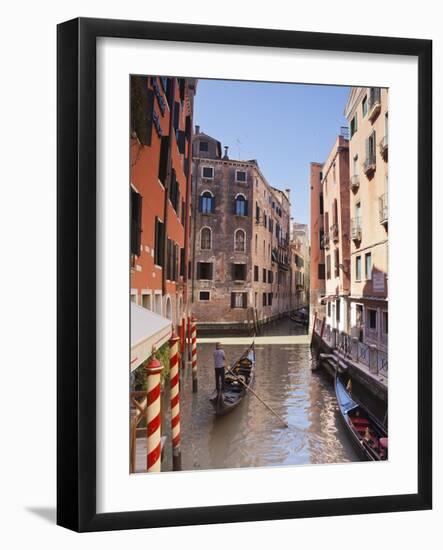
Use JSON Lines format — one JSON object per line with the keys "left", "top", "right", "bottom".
{"left": 57, "top": 17, "right": 432, "bottom": 532}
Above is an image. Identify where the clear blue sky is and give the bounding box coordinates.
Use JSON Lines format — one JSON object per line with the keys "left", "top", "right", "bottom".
{"left": 194, "top": 79, "right": 350, "bottom": 227}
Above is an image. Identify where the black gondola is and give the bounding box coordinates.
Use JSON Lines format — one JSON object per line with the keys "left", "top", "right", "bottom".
{"left": 335, "top": 372, "right": 388, "bottom": 461}
{"left": 290, "top": 307, "right": 308, "bottom": 326}
{"left": 209, "top": 343, "right": 255, "bottom": 416}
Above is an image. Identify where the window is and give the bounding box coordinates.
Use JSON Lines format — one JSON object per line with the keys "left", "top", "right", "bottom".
{"left": 365, "top": 252, "right": 372, "bottom": 280}
{"left": 318, "top": 264, "right": 325, "bottom": 279}
{"left": 255, "top": 203, "right": 260, "bottom": 223}
{"left": 130, "top": 188, "right": 142, "bottom": 257}
{"left": 197, "top": 262, "right": 213, "bottom": 280}
{"left": 334, "top": 248, "right": 340, "bottom": 278}
{"left": 368, "top": 309, "right": 377, "bottom": 330}
{"left": 200, "top": 227, "right": 211, "bottom": 250}
{"left": 202, "top": 166, "right": 213, "bottom": 179}
{"left": 356, "top": 255, "right": 362, "bottom": 281}
{"left": 268, "top": 270, "right": 273, "bottom": 284}
{"left": 166, "top": 239, "right": 179, "bottom": 281}
{"left": 326, "top": 255, "right": 331, "bottom": 279}
{"left": 263, "top": 293, "right": 267, "bottom": 307}
{"left": 254, "top": 265, "right": 259, "bottom": 282}
{"left": 232, "top": 263, "right": 246, "bottom": 281}
{"left": 199, "top": 191, "right": 214, "bottom": 214}
{"left": 350, "top": 114, "right": 358, "bottom": 138}
{"left": 319, "top": 193, "right": 324, "bottom": 215}
{"left": 327, "top": 301, "right": 331, "bottom": 316}
{"left": 234, "top": 229, "right": 246, "bottom": 252}
{"left": 235, "top": 194, "right": 248, "bottom": 216}
{"left": 158, "top": 135, "right": 170, "bottom": 186}
{"left": 268, "top": 293, "right": 273, "bottom": 306}
{"left": 383, "top": 311, "right": 388, "bottom": 334}
{"left": 262, "top": 268, "right": 267, "bottom": 283}
{"left": 366, "top": 130, "right": 377, "bottom": 163}
{"left": 154, "top": 217, "right": 165, "bottom": 266}
{"left": 142, "top": 293, "right": 152, "bottom": 310}
{"left": 168, "top": 169, "right": 180, "bottom": 212}
{"left": 362, "top": 95, "right": 368, "bottom": 117}
{"left": 231, "top": 292, "right": 247, "bottom": 309}
{"left": 199, "top": 141, "right": 208, "bottom": 152}
{"left": 199, "top": 291, "right": 210, "bottom": 301}
{"left": 319, "top": 229, "right": 324, "bottom": 250}
{"left": 336, "top": 298, "right": 341, "bottom": 322}
{"left": 236, "top": 170, "right": 247, "bottom": 183}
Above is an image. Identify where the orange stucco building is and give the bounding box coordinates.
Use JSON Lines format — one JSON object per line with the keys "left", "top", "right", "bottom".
{"left": 130, "top": 76, "right": 197, "bottom": 328}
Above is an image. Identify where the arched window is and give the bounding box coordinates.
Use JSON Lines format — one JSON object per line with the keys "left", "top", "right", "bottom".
{"left": 234, "top": 229, "right": 246, "bottom": 252}
{"left": 199, "top": 191, "right": 214, "bottom": 214}
{"left": 200, "top": 227, "right": 212, "bottom": 250}
{"left": 234, "top": 194, "right": 248, "bottom": 216}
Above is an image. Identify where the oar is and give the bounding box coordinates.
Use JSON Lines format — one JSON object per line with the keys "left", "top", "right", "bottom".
{"left": 226, "top": 363, "right": 289, "bottom": 428}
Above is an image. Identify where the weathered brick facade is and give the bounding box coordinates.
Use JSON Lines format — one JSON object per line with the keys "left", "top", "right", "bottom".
{"left": 190, "top": 130, "right": 291, "bottom": 331}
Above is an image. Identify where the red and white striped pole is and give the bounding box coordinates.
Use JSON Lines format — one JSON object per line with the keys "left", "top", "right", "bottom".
{"left": 191, "top": 316, "right": 198, "bottom": 393}
{"left": 169, "top": 331, "right": 182, "bottom": 470}
{"left": 145, "top": 355, "right": 164, "bottom": 472}
{"left": 187, "top": 316, "right": 192, "bottom": 361}
{"left": 179, "top": 315, "right": 185, "bottom": 369}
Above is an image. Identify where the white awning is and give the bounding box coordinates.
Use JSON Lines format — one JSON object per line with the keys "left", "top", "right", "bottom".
{"left": 130, "top": 303, "right": 172, "bottom": 372}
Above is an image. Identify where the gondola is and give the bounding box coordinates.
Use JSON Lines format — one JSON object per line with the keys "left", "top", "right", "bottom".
{"left": 335, "top": 371, "right": 388, "bottom": 461}
{"left": 290, "top": 308, "right": 308, "bottom": 326}
{"left": 209, "top": 342, "right": 255, "bottom": 416}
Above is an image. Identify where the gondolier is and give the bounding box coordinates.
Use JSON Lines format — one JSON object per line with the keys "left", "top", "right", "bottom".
{"left": 213, "top": 342, "right": 226, "bottom": 392}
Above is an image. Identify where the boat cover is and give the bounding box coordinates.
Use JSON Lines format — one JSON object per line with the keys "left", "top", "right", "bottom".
{"left": 336, "top": 378, "right": 359, "bottom": 414}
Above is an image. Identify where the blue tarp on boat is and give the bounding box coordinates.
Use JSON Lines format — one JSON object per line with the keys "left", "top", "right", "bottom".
{"left": 336, "top": 378, "right": 359, "bottom": 414}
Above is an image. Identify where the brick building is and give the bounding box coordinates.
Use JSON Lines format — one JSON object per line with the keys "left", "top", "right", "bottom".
{"left": 190, "top": 129, "right": 291, "bottom": 331}
{"left": 130, "top": 76, "right": 197, "bottom": 329}
{"left": 321, "top": 134, "right": 350, "bottom": 334}
{"left": 309, "top": 162, "right": 326, "bottom": 326}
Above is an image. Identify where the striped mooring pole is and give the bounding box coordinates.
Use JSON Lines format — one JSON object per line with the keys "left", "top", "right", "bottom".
{"left": 145, "top": 355, "right": 164, "bottom": 472}
{"left": 191, "top": 316, "right": 198, "bottom": 393}
{"left": 179, "top": 315, "right": 185, "bottom": 369}
{"left": 169, "top": 331, "right": 182, "bottom": 470}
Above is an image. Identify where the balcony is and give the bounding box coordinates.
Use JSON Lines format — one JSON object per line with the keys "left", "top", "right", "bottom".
{"left": 330, "top": 223, "right": 339, "bottom": 243}
{"left": 368, "top": 88, "right": 381, "bottom": 122}
{"left": 363, "top": 154, "right": 376, "bottom": 176}
{"left": 351, "top": 217, "right": 362, "bottom": 242}
{"left": 321, "top": 233, "right": 330, "bottom": 250}
{"left": 379, "top": 193, "right": 388, "bottom": 226}
{"left": 349, "top": 174, "right": 360, "bottom": 191}
{"left": 379, "top": 134, "right": 388, "bottom": 158}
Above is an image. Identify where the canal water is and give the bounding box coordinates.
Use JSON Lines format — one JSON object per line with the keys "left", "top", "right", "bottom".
{"left": 161, "top": 319, "right": 360, "bottom": 471}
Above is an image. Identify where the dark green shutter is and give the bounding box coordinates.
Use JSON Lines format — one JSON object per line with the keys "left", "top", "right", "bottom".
{"left": 158, "top": 136, "right": 169, "bottom": 185}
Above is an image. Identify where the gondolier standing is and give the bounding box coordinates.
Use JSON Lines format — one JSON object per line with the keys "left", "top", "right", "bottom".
{"left": 213, "top": 342, "right": 226, "bottom": 393}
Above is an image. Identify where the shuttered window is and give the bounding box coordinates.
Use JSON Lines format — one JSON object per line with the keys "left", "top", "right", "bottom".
{"left": 154, "top": 217, "right": 165, "bottom": 266}
{"left": 231, "top": 292, "right": 247, "bottom": 309}
{"left": 158, "top": 135, "right": 170, "bottom": 186}
{"left": 232, "top": 263, "right": 246, "bottom": 281}
{"left": 130, "top": 188, "right": 142, "bottom": 256}
{"left": 197, "top": 262, "right": 213, "bottom": 280}
{"left": 254, "top": 265, "right": 259, "bottom": 282}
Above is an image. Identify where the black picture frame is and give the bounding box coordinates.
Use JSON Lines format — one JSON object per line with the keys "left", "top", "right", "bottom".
{"left": 57, "top": 17, "right": 432, "bottom": 532}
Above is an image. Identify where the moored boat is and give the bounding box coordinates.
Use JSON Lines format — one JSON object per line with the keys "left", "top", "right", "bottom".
{"left": 335, "top": 372, "right": 388, "bottom": 461}
{"left": 209, "top": 342, "right": 255, "bottom": 416}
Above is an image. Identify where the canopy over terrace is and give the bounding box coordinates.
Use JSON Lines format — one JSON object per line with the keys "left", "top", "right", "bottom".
{"left": 130, "top": 303, "right": 172, "bottom": 372}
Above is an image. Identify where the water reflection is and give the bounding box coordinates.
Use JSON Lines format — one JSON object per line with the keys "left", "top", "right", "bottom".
{"left": 162, "top": 339, "right": 360, "bottom": 471}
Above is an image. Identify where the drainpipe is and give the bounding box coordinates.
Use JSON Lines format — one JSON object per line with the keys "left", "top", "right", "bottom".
{"left": 162, "top": 78, "right": 176, "bottom": 298}
{"left": 191, "top": 157, "right": 200, "bottom": 304}
{"left": 183, "top": 86, "right": 194, "bottom": 319}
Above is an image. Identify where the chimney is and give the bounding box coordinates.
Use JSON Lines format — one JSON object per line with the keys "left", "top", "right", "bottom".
{"left": 285, "top": 188, "right": 291, "bottom": 202}
{"left": 195, "top": 125, "right": 200, "bottom": 134}
{"left": 223, "top": 146, "right": 229, "bottom": 160}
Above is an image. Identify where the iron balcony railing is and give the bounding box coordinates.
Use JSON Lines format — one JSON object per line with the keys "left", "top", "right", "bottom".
{"left": 351, "top": 217, "right": 362, "bottom": 241}
{"left": 330, "top": 223, "right": 339, "bottom": 242}
{"left": 349, "top": 174, "right": 360, "bottom": 191}
{"left": 379, "top": 193, "right": 388, "bottom": 225}
{"left": 363, "top": 154, "right": 376, "bottom": 175}
{"left": 368, "top": 87, "right": 381, "bottom": 121}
